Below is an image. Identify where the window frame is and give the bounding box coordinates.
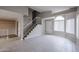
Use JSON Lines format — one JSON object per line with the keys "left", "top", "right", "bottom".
{"left": 54, "top": 15, "right": 65, "bottom": 32}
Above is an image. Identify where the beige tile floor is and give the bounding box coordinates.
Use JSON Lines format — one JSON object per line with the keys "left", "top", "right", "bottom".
{"left": 0, "top": 35, "right": 78, "bottom": 52}
{"left": 0, "top": 37, "right": 19, "bottom": 49}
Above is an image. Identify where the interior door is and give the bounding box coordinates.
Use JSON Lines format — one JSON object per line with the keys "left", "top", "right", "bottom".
{"left": 45, "top": 19, "right": 53, "bottom": 34}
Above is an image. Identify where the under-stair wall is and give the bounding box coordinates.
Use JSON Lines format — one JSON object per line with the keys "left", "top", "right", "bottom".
{"left": 25, "top": 24, "right": 43, "bottom": 39}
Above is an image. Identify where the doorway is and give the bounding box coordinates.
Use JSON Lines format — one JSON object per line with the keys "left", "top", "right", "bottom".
{"left": 0, "top": 19, "right": 18, "bottom": 38}
{"left": 45, "top": 19, "right": 54, "bottom": 34}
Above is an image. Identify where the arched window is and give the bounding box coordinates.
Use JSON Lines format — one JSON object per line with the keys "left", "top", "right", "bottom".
{"left": 55, "top": 16, "right": 64, "bottom": 21}
{"left": 54, "top": 16, "right": 64, "bottom": 32}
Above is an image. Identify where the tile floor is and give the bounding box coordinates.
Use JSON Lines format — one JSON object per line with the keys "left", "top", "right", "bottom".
{"left": 0, "top": 35, "right": 79, "bottom": 52}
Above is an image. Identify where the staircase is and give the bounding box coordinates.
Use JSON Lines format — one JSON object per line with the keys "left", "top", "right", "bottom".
{"left": 26, "top": 24, "right": 42, "bottom": 39}
{"left": 23, "top": 20, "right": 37, "bottom": 39}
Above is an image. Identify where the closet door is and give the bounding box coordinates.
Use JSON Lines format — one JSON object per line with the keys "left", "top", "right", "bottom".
{"left": 45, "top": 19, "right": 53, "bottom": 34}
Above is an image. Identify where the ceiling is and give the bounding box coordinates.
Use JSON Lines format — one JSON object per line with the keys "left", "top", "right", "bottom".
{"left": 29, "top": 6, "right": 74, "bottom": 13}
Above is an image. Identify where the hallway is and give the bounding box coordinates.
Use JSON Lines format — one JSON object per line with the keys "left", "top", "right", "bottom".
{"left": 0, "top": 35, "right": 78, "bottom": 52}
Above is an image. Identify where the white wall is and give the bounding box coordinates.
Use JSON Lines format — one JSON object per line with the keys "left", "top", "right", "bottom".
{"left": 0, "top": 6, "right": 28, "bottom": 16}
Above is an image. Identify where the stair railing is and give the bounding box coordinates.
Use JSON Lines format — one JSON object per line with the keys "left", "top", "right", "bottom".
{"left": 23, "top": 17, "right": 38, "bottom": 39}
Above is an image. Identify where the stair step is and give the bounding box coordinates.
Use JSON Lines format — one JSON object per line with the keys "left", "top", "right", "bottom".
{"left": 23, "top": 23, "right": 37, "bottom": 39}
